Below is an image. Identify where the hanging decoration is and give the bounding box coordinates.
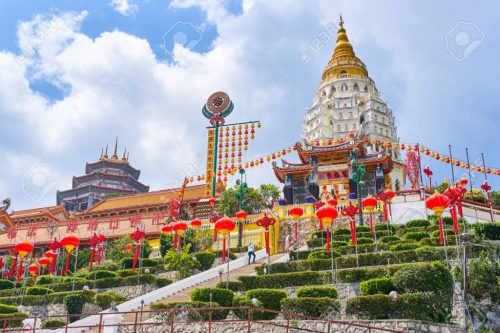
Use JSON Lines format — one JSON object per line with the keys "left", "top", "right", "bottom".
{"left": 14, "top": 241, "right": 34, "bottom": 281}
{"left": 426, "top": 192, "right": 450, "bottom": 245}
{"left": 315, "top": 204, "right": 339, "bottom": 253}
{"left": 61, "top": 235, "right": 80, "bottom": 276}
{"left": 255, "top": 213, "right": 276, "bottom": 254}
{"left": 46, "top": 238, "right": 62, "bottom": 274}
{"left": 38, "top": 256, "right": 51, "bottom": 275}
{"left": 423, "top": 166, "right": 433, "bottom": 190}
{"left": 235, "top": 210, "right": 247, "bottom": 241}
{"left": 361, "top": 195, "right": 378, "bottom": 232}
{"left": 376, "top": 189, "right": 395, "bottom": 222}
{"left": 190, "top": 219, "right": 202, "bottom": 231}
{"left": 341, "top": 203, "right": 360, "bottom": 245}
{"left": 45, "top": 250, "right": 57, "bottom": 275}
{"left": 173, "top": 221, "right": 188, "bottom": 251}
{"left": 130, "top": 228, "right": 146, "bottom": 273}
{"left": 28, "top": 264, "right": 39, "bottom": 277}
{"left": 289, "top": 206, "right": 304, "bottom": 240}
{"left": 9, "top": 248, "right": 18, "bottom": 279}
{"left": 214, "top": 217, "right": 235, "bottom": 263}
{"left": 88, "top": 233, "right": 105, "bottom": 270}
{"left": 404, "top": 150, "right": 421, "bottom": 189}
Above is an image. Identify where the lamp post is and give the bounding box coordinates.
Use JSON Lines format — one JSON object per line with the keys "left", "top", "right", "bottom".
{"left": 351, "top": 148, "right": 365, "bottom": 226}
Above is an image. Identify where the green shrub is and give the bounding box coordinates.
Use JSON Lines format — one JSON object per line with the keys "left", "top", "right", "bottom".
{"left": 215, "top": 281, "right": 244, "bottom": 292}
{"left": 116, "top": 269, "right": 137, "bottom": 277}
{"left": 375, "top": 224, "right": 396, "bottom": 233}
{"left": 306, "top": 249, "right": 341, "bottom": 260}
{"left": 389, "top": 243, "right": 420, "bottom": 251}
{"left": 62, "top": 277, "right": 86, "bottom": 284}
{"left": 120, "top": 257, "right": 159, "bottom": 269}
{"left": 393, "top": 261, "right": 452, "bottom": 295}
{"left": 380, "top": 236, "right": 399, "bottom": 243}
{"left": 193, "top": 252, "right": 216, "bottom": 271}
{"left": 332, "top": 227, "right": 351, "bottom": 235}
{"left": 360, "top": 277, "right": 395, "bottom": 295}
{"left": 42, "top": 319, "right": 66, "bottom": 328}
{"left": 191, "top": 287, "right": 234, "bottom": 307}
{"left": 122, "top": 274, "right": 156, "bottom": 286}
{"left": 338, "top": 243, "right": 389, "bottom": 255}
{"left": 335, "top": 250, "right": 419, "bottom": 269}
{"left": 403, "top": 231, "right": 429, "bottom": 241}
{"left": 0, "top": 312, "right": 27, "bottom": 327}
{"left": 289, "top": 250, "right": 311, "bottom": 261}
{"left": 89, "top": 270, "right": 118, "bottom": 279}
{"left": 346, "top": 293, "right": 452, "bottom": 323}
{"left": 281, "top": 297, "right": 338, "bottom": 318}
{"left": 306, "top": 238, "right": 325, "bottom": 249}
{"left": 431, "top": 228, "right": 455, "bottom": 238}
{"left": 64, "top": 294, "right": 86, "bottom": 323}
{"left": 232, "top": 296, "right": 252, "bottom": 319}
{"left": 356, "top": 226, "right": 371, "bottom": 233}
{"left": 256, "top": 260, "right": 331, "bottom": 275}
{"left": 0, "top": 304, "right": 18, "bottom": 314}
{"left": 473, "top": 222, "right": 500, "bottom": 240}
{"left": 331, "top": 241, "right": 349, "bottom": 248}
{"left": 353, "top": 237, "right": 374, "bottom": 245}
{"left": 405, "top": 219, "right": 430, "bottom": 228}
{"left": 36, "top": 275, "right": 59, "bottom": 285}
{"left": 0, "top": 280, "right": 14, "bottom": 290}
{"left": 155, "top": 278, "right": 173, "bottom": 288}
{"left": 296, "top": 286, "right": 337, "bottom": 299}
{"left": 95, "top": 291, "right": 127, "bottom": 309}
{"left": 239, "top": 271, "right": 330, "bottom": 290}
{"left": 245, "top": 289, "right": 287, "bottom": 320}
{"left": 26, "top": 287, "right": 54, "bottom": 296}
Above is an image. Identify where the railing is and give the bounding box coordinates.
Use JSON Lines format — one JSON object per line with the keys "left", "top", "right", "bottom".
{"left": 0, "top": 306, "right": 407, "bottom": 333}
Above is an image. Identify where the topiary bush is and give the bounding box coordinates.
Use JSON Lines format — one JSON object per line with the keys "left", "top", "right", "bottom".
{"left": 472, "top": 222, "right": 500, "bottom": 240}
{"left": 215, "top": 281, "right": 244, "bottom": 292}
{"left": 393, "top": 261, "right": 453, "bottom": 295}
{"left": 122, "top": 274, "right": 156, "bottom": 286}
{"left": 26, "top": 287, "right": 54, "bottom": 296}
{"left": 36, "top": 275, "right": 59, "bottom": 285}
{"left": 306, "top": 238, "right": 325, "bottom": 249}
{"left": 356, "top": 226, "right": 371, "bottom": 233}
{"left": 116, "top": 269, "right": 137, "bottom": 278}
{"left": 64, "top": 294, "right": 86, "bottom": 323}
{"left": 296, "top": 286, "right": 337, "bottom": 299}
{"left": 332, "top": 227, "right": 351, "bottom": 235}
{"left": 0, "top": 312, "right": 27, "bottom": 328}
{"left": 281, "top": 297, "right": 339, "bottom": 318}
{"left": 380, "top": 236, "right": 399, "bottom": 243}
{"left": 95, "top": 291, "right": 127, "bottom": 309}
{"left": 191, "top": 287, "right": 234, "bottom": 307}
{"left": 0, "top": 280, "right": 14, "bottom": 290}
{"left": 360, "top": 277, "right": 395, "bottom": 295}
{"left": 42, "top": 319, "right": 66, "bottom": 328}
{"left": 353, "top": 237, "right": 374, "bottom": 245}
{"left": 193, "top": 252, "right": 216, "bottom": 271}
{"left": 389, "top": 243, "right": 420, "bottom": 252}
{"left": 375, "top": 224, "right": 396, "bottom": 233}
{"left": 239, "top": 271, "right": 331, "bottom": 290}
{"left": 405, "top": 219, "right": 430, "bottom": 228}
{"left": 289, "top": 250, "right": 311, "bottom": 261}
{"left": 307, "top": 249, "right": 341, "bottom": 260}
{"left": 0, "top": 304, "right": 18, "bottom": 314}
{"left": 155, "top": 278, "right": 173, "bottom": 288}
{"left": 402, "top": 231, "right": 429, "bottom": 241}
{"left": 431, "top": 228, "right": 455, "bottom": 238}
{"left": 89, "top": 270, "right": 118, "bottom": 280}
{"left": 232, "top": 296, "right": 252, "bottom": 319}
{"left": 245, "top": 289, "right": 287, "bottom": 320}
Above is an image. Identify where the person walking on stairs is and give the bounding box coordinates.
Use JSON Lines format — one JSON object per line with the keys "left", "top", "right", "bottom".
{"left": 248, "top": 242, "right": 256, "bottom": 264}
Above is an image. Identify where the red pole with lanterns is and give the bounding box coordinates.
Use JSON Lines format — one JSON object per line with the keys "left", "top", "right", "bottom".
{"left": 14, "top": 241, "right": 34, "bottom": 281}
{"left": 426, "top": 192, "right": 450, "bottom": 245}
{"left": 214, "top": 217, "right": 235, "bottom": 263}
{"left": 341, "top": 203, "right": 360, "bottom": 245}
{"left": 255, "top": 213, "right": 276, "bottom": 255}
{"left": 38, "top": 256, "right": 51, "bottom": 275}
{"left": 130, "top": 228, "right": 146, "bottom": 273}
{"left": 289, "top": 206, "right": 304, "bottom": 241}
{"left": 316, "top": 204, "right": 338, "bottom": 253}
{"left": 173, "top": 222, "right": 188, "bottom": 251}
{"left": 61, "top": 235, "right": 80, "bottom": 276}
{"left": 361, "top": 196, "right": 378, "bottom": 232}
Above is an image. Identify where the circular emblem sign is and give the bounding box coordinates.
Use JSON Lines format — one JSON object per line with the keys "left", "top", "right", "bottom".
{"left": 202, "top": 91, "right": 234, "bottom": 126}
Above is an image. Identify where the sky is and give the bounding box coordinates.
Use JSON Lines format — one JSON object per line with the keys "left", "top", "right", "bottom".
{"left": 0, "top": 0, "right": 499, "bottom": 211}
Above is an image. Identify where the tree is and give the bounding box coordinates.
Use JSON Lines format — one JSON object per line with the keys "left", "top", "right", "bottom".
{"left": 258, "top": 184, "right": 280, "bottom": 208}
{"left": 159, "top": 233, "right": 173, "bottom": 257}
{"left": 217, "top": 184, "right": 280, "bottom": 216}
{"left": 489, "top": 191, "right": 500, "bottom": 207}
{"left": 464, "top": 189, "right": 487, "bottom": 204}
{"left": 106, "top": 235, "right": 152, "bottom": 261}
{"left": 164, "top": 244, "right": 200, "bottom": 279}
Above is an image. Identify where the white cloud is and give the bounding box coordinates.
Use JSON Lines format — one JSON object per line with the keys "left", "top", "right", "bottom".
{"left": 110, "top": 0, "right": 139, "bottom": 16}
{"left": 170, "top": 0, "right": 230, "bottom": 24}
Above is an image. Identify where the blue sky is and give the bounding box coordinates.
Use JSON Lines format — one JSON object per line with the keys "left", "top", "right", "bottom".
{"left": 0, "top": 0, "right": 499, "bottom": 211}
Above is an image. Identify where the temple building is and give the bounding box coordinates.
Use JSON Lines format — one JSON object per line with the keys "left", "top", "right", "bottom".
{"left": 273, "top": 18, "right": 405, "bottom": 204}
{"left": 56, "top": 139, "right": 150, "bottom": 212}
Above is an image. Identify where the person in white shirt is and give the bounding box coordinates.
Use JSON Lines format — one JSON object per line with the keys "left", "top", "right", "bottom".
{"left": 248, "top": 242, "right": 256, "bottom": 264}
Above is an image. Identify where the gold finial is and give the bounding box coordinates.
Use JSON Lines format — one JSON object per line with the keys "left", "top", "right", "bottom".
{"left": 339, "top": 14, "right": 344, "bottom": 28}
{"left": 122, "top": 147, "right": 127, "bottom": 161}
{"left": 127, "top": 151, "right": 130, "bottom": 162}
{"left": 100, "top": 147, "right": 103, "bottom": 160}
{"left": 112, "top": 137, "right": 118, "bottom": 159}
{"left": 103, "top": 145, "right": 109, "bottom": 159}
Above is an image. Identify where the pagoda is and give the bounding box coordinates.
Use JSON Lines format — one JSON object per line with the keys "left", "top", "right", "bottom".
{"left": 273, "top": 17, "right": 405, "bottom": 204}
{"left": 56, "top": 138, "right": 150, "bottom": 212}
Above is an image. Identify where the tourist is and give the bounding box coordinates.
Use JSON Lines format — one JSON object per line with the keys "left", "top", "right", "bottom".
{"left": 285, "top": 234, "right": 291, "bottom": 252}
{"left": 248, "top": 242, "right": 256, "bottom": 264}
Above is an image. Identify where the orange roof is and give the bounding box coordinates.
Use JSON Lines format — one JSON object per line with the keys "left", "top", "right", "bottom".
{"left": 0, "top": 211, "right": 13, "bottom": 228}
{"left": 10, "top": 205, "right": 69, "bottom": 222}
{"left": 83, "top": 184, "right": 207, "bottom": 213}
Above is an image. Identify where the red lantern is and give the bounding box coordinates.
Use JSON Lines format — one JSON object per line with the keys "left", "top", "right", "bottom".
{"left": 208, "top": 197, "right": 217, "bottom": 208}
{"left": 173, "top": 222, "right": 188, "bottom": 251}
{"left": 341, "top": 203, "right": 361, "bottom": 245}
{"left": 61, "top": 235, "right": 80, "bottom": 275}
{"left": 459, "top": 177, "right": 468, "bottom": 187}
{"left": 426, "top": 192, "right": 450, "bottom": 245}
{"left": 423, "top": 166, "right": 433, "bottom": 190}
{"left": 215, "top": 217, "right": 236, "bottom": 263}
{"left": 444, "top": 186, "right": 464, "bottom": 235}
{"left": 15, "top": 241, "right": 34, "bottom": 281}
{"left": 161, "top": 225, "right": 173, "bottom": 234}
{"left": 235, "top": 210, "right": 247, "bottom": 222}
{"left": 362, "top": 195, "right": 378, "bottom": 232}
{"left": 129, "top": 228, "right": 145, "bottom": 272}
{"left": 38, "top": 257, "right": 50, "bottom": 275}
{"left": 377, "top": 189, "right": 395, "bottom": 222}
{"left": 45, "top": 250, "right": 57, "bottom": 275}
{"left": 190, "top": 219, "right": 202, "bottom": 230}
{"left": 289, "top": 206, "right": 304, "bottom": 240}
{"left": 28, "top": 264, "right": 39, "bottom": 277}
{"left": 256, "top": 213, "right": 276, "bottom": 254}
{"left": 315, "top": 205, "right": 338, "bottom": 253}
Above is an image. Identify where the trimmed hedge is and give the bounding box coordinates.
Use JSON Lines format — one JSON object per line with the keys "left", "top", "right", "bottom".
{"left": 95, "top": 291, "right": 127, "bottom": 309}
{"left": 431, "top": 228, "right": 455, "bottom": 238}
{"left": 307, "top": 249, "right": 341, "bottom": 260}
{"left": 42, "top": 319, "right": 66, "bottom": 328}
{"left": 89, "top": 270, "right": 118, "bottom": 279}
{"left": 0, "top": 290, "right": 95, "bottom": 306}
{"left": 393, "top": 261, "right": 453, "bottom": 295}
{"left": 389, "top": 243, "right": 420, "bottom": 252}
{"left": 256, "top": 260, "right": 331, "bottom": 275}
{"left": 332, "top": 227, "right": 351, "bottom": 235}
{"left": 0, "top": 304, "right": 18, "bottom": 314}
{"left": 360, "top": 277, "right": 395, "bottom": 295}
{"left": 232, "top": 296, "right": 252, "bottom": 319}
{"left": 155, "top": 278, "right": 173, "bottom": 288}
{"left": 245, "top": 289, "right": 287, "bottom": 320}
{"left": 380, "top": 236, "right": 399, "bottom": 243}
{"left": 0, "top": 280, "right": 14, "bottom": 290}
{"left": 121, "top": 257, "right": 159, "bottom": 269}
{"left": 191, "top": 287, "right": 234, "bottom": 307}
{"left": 26, "top": 287, "right": 54, "bottom": 296}
{"left": 356, "top": 226, "right": 371, "bottom": 233}
{"left": 215, "top": 281, "right": 244, "bottom": 292}
{"left": 64, "top": 294, "right": 86, "bottom": 323}
{"left": 403, "top": 231, "right": 430, "bottom": 241}
{"left": 194, "top": 252, "right": 216, "bottom": 271}
{"left": 281, "top": 297, "right": 339, "bottom": 318}
{"left": 473, "top": 222, "right": 500, "bottom": 240}
{"left": 374, "top": 224, "right": 396, "bottom": 233}
{"left": 0, "top": 312, "right": 27, "bottom": 328}
{"left": 36, "top": 275, "right": 59, "bottom": 285}
{"left": 346, "top": 293, "right": 452, "bottom": 323}
{"left": 289, "top": 250, "right": 311, "bottom": 261}
{"left": 239, "top": 271, "right": 331, "bottom": 290}
{"left": 353, "top": 237, "right": 374, "bottom": 245}
{"left": 296, "top": 286, "right": 337, "bottom": 299}
{"left": 306, "top": 238, "right": 325, "bottom": 249}
{"left": 405, "top": 219, "right": 430, "bottom": 228}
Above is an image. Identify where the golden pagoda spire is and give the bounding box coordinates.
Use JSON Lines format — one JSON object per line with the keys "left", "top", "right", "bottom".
{"left": 112, "top": 137, "right": 118, "bottom": 159}
{"left": 321, "top": 16, "right": 368, "bottom": 81}
{"left": 122, "top": 147, "right": 127, "bottom": 161}
{"left": 100, "top": 147, "right": 103, "bottom": 160}
{"left": 103, "top": 145, "right": 109, "bottom": 159}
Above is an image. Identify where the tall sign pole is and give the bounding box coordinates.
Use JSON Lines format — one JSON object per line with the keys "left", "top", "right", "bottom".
{"left": 202, "top": 92, "right": 234, "bottom": 198}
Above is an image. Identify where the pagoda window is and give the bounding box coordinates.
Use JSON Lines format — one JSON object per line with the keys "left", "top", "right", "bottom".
{"left": 375, "top": 114, "right": 378, "bottom": 122}
{"left": 352, "top": 124, "right": 357, "bottom": 130}
{"left": 344, "top": 124, "right": 349, "bottom": 131}
{"left": 353, "top": 83, "right": 359, "bottom": 92}
{"left": 338, "top": 113, "right": 344, "bottom": 120}
{"left": 364, "top": 85, "right": 368, "bottom": 92}
{"left": 340, "top": 71, "right": 347, "bottom": 78}
{"left": 341, "top": 83, "right": 348, "bottom": 91}
{"left": 349, "top": 112, "right": 353, "bottom": 119}
{"left": 337, "top": 125, "right": 341, "bottom": 132}
{"left": 386, "top": 129, "right": 389, "bottom": 136}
